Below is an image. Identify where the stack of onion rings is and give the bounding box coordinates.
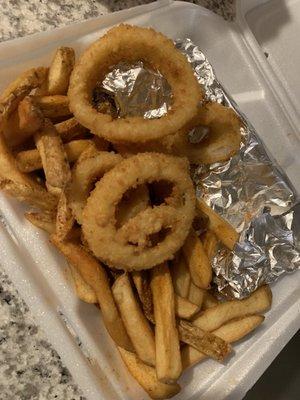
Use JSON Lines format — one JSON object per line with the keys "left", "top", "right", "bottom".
{"left": 82, "top": 153, "right": 196, "bottom": 270}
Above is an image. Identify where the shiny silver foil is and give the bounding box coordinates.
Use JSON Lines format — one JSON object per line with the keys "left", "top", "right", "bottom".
{"left": 100, "top": 38, "right": 300, "bottom": 299}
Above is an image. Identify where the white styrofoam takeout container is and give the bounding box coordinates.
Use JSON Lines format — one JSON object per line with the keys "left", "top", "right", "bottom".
{"left": 0, "top": 1, "right": 299, "bottom": 399}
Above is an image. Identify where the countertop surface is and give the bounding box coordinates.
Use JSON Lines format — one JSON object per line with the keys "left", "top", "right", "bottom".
{"left": 0, "top": 2, "right": 234, "bottom": 399}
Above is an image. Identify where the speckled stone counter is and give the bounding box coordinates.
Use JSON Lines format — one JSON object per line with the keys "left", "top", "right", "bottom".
{"left": 0, "top": 1, "right": 234, "bottom": 399}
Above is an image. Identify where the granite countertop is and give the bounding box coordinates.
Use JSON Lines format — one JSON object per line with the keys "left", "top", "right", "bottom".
{"left": 0, "top": 1, "right": 234, "bottom": 400}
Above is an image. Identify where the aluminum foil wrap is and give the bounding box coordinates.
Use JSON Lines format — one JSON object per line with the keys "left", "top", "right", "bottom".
{"left": 99, "top": 38, "right": 300, "bottom": 299}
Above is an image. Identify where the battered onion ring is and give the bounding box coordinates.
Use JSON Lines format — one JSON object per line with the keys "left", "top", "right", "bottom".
{"left": 68, "top": 150, "right": 122, "bottom": 224}
{"left": 115, "top": 102, "right": 242, "bottom": 164}
{"left": 68, "top": 24, "right": 203, "bottom": 143}
{"left": 82, "top": 153, "right": 196, "bottom": 270}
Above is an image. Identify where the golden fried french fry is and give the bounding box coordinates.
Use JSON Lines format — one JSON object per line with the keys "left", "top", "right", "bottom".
{"left": 2, "top": 96, "right": 44, "bottom": 148}
{"left": 193, "top": 285, "right": 272, "bottom": 332}
{"left": 150, "top": 263, "right": 182, "bottom": 383}
{"left": 118, "top": 347, "right": 180, "bottom": 400}
{"left": 188, "top": 282, "right": 205, "bottom": 307}
{"left": 48, "top": 47, "right": 75, "bottom": 95}
{"left": 171, "top": 252, "right": 190, "bottom": 298}
{"left": 34, "top": 95, "right": 71, "bottom": 119}
{"left": 113, "top": 274, "right": 156, "bottom": 366}
{"left": 0, "top": 179, "right": 57, "bottom": 211}
{"left": 16, "top": 139, "right": 93, "bottom": 173}
{"left": 68, "top": 263, "right": 97, "bottom": 304}
{"left": 18, "top": 96, "right": 44, "bottom": 132}
{"left": 175, "top": 296, "right": 200, "bottom": 320}
{"left": 183, "top": 229, "right": 212, "bottom": 289}
{"left": 55, "top": 191, "right": 74, "bottom": 241}
{"left": 132, "top": 271, "right": 155, "bottom": 324}
{"left": 178, "top": 320, "right": 231, "bottom": 361}
{"left": 197, "top": 199, "right": 239, "bottom": 250}
{"left": 34, "top": 119, "right": 71, "bottom": 195}
{"left": 202, "top": 291, "right": 219, "bottom": 310}
{"left": 202, "top": 230, "right": 218, "bottom": 260}
{"left": 182, "top": 315, "right": 264, "bottom": 369}
{"left": 55, "top": 117, "right": 88, "bottom": 142}
{"left": 25, "top": 211, "right": 55, "bottom": 233}
{"left": 50, "top": 236, "right": 133, "bottom": 351}
{"left": 0, "top": 67, "right": 48, "bottom": 116}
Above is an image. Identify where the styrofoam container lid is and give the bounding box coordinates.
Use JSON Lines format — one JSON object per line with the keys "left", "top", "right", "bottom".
{"left": 0, "top": 1, "right": 299, "bottom": 399}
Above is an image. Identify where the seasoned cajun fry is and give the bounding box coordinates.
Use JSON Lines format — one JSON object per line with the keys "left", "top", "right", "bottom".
{"left": 118, "top": 347, "right": 180, "bottom": 400}
{"left": 68, "top": 263, "right": 97, "bottom": 304}
{"left": 202, "top": 230, "right": 218, "bottom": 260}
{"left": 182, "top": 315, "right": 265, "bottom": 369}
{"left": 34, "top": 95, "right": 71, "bottom": 119}
{"left": 175, "top": 296, "right": 200, "bottom": 320}
{"left": 178, "top": 320, "right": 231, "bottom": 361}
{"left": 188, "top": 282, "right": 205, "bottom": 307}
{"left": 55, "top": 117, "right": 88, "bottom": 142}
{"left": 131, "top": 271, "right": 155, "bottom": 324}
{"left": 47, "top": 47, "right": 75, "bottom": 95}
{"left": 34, "top": 119, "right": 71, "bottom": 195}
{"left": 197, "top": 199, "right": 239, "bottom": 250}
{"left": 51, "top": 236, "right": 133, "bottom": 351}
{"left": 0, "top": 67, "right": 48, "bottom": 116}
{"left": 25, "top": 211, "right": 56, "bottom": 233}
{"left": 55, "top": 191, "right": 74, "bottom": 241}
{"left": 202, "top": 291, "right": 218, "bottom": 310}
{"left": 183, "top": 229, "right": 212, "bottom": 289}
{"left": 171, "top": 252, "right": 190, "bottom": 298}
{"left": 193, "top": 285, "right": 272, "bottom": 332}
{"left": 150, "top": 263, "right": 182, "bottom": 383}
{"left": 16, "top": 139, "right": 94, "bottom": 173}
{"left": 113, "top": 274, "right": 156, "bottom": 366}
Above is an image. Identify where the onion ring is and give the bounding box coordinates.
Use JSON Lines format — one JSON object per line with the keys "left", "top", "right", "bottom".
{"left": 82, "top": 153, "right": 196, "bottom": 270}
{"left": 68, "top": 24, "right": 203, "bottom": 143}
{"left": 115, "top": 102, "right": 242, "bottom": 164}
{"left": 68, "top": 150, "right": 122, "bottom": 224}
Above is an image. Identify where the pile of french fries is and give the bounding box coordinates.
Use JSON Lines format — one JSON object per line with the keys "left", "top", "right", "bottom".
{"left": 0, "top": 46, "right": 272, "bottom": 400}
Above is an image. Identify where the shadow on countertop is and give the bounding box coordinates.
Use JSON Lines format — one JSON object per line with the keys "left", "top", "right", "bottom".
{"left": 244, "top": 330, "right": 300, "bottom": 400}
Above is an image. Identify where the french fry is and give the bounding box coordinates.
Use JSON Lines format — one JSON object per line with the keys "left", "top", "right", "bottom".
{"left": 34, "top": 95, "right": 71, "bottom": 119}
{"left": 171, "top": 252, "right": 190, "bottom": 298}
{"left": 131, "top": 271, "right": 155, "bottom": 324}
{"left": 0, "top": 127, "right": 57, "bottom": 210}
{"left": 51, "top": 236, "right": 133, "bottom": 351}
{"left": 202, "top": 230, "right": 218, "bottom": 260}
{"left": 47, "top": 47, "right": 75, "bottom": 95}
{"left": 55, "top": 191, "right": 74, "bottom": 241}
{"left": 113, "top": 274, "right": 156, "bottom": 366}
{"left": 118, "top": 347, "right": 180, "bottom": 400}
{"left": 16, "top": 139, "right": 93, "bottom": 173}
{"left": 150, "top": 263, "right": 182, "bottom": 383}
{"left": 55, "top": 117, "right": 88, "bottom": 142}
{"left": 202, "top": 291, "right": 219, "bottom": 310}
{"left": 25, "top": 211, "right": 56, "bottom": 233}
{"left": 34, "top": 119, "right": 71, "bottom": 195}
{"left": 193, "top": 285, "right": 272, "bottom": 332}
{"left": 0, "top": 67, "right": 48, "bottom": 116}
{"left": 178, "top": 320, "right": 231, "bottom": 361}
{"left": 68, "top": 263, "right": 97, "bottom": 304}
{"left": 182, "top": 229, "right": 212, "bottom": 289}
{"left": 175, "top": 296, "right": 200, "bottom": 320}
{"left": 18, "top": 96, "right": 44, "bottom": 133}
{"left": 188, "top": 282, "right": 205, "bottom": 307}
{"left": 197, "top": 199, "right": 239, "bottom": 250}
{"left": 182, "top": 315, "right": 264, "bottom": 369}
